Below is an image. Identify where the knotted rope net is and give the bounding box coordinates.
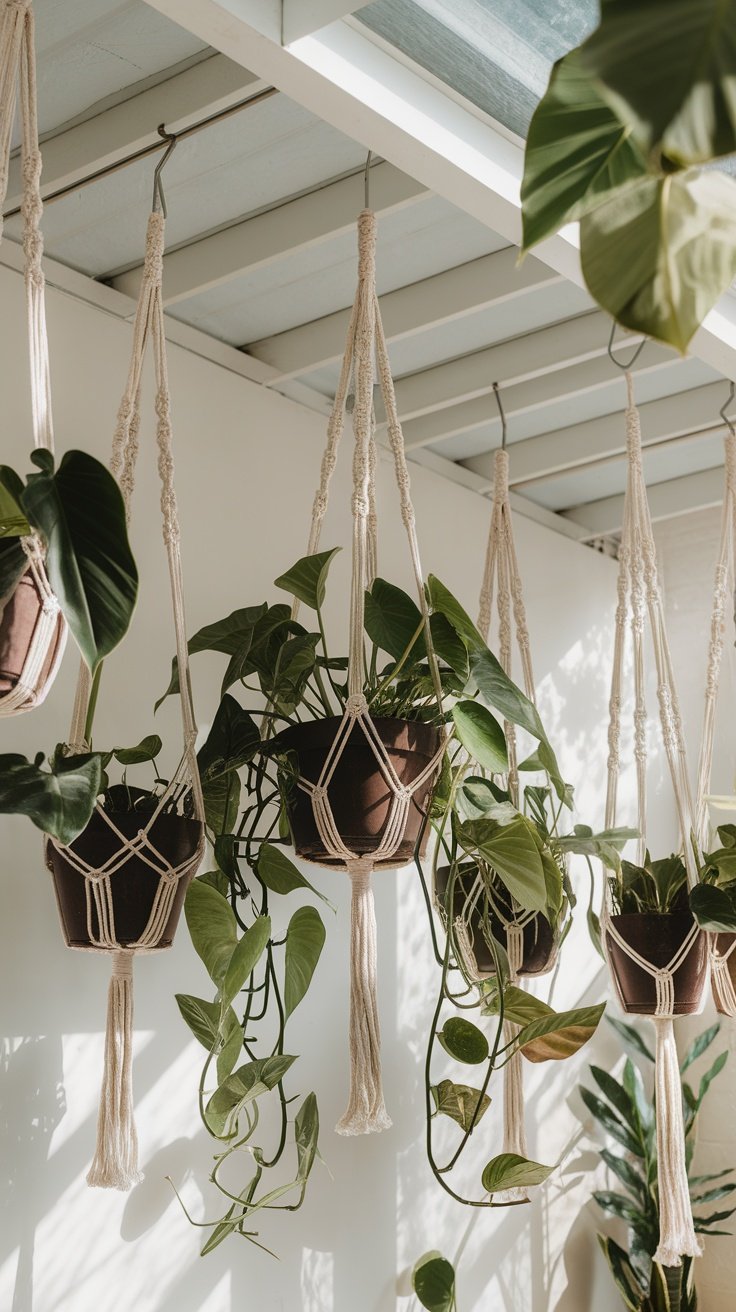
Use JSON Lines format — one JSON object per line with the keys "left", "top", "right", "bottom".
{"left": 45, "top": 208, "right": 205, "bottom": 1189}
{"left": 290, "top": 209, "right": 445, "bottom": 1135}
{"left": 602, "top": 371, "right": 704, "bottom": 1267}
{"left": 0, "top": 0, "right": 65, "bottom": 714}
{"left": 694, "top": 431, "right": 736, "bottom": 1016}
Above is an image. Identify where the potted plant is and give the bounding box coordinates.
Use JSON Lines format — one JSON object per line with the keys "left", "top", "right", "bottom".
{"left": 605, "top": 854, "right": 708, "bottom": 1015}
{"left": 0, "top": 448, "right": 138, "bottom": 695}
{"left": 583, "top": 1017, "right": 735, "bottom": 1310}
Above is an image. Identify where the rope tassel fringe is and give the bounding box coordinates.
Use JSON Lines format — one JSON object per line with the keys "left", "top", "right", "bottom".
{"left": 336, "top": 860, "right": 392, "bottom": 1136}
{"left": 86, "top": 951, "right": 141, "bottom": 1190}
{"left": 652, "top": 1017, "right": 702, "bottom": 1266}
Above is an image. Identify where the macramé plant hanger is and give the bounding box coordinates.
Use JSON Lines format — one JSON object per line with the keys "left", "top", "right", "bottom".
{"left": 44, "top": 150, "right": 205, "bottom": 1190}
{"left": 0, "top": 0, "right": 66, "bottom": 711}
{"left": 284, "top": 160, "right": 446, "bottom": 1136}
{"left": 601, "top": 357, "right": 707, "bottom": 1267}
{"left": 694, "top": 387, "right": 736, "bottom": 1016}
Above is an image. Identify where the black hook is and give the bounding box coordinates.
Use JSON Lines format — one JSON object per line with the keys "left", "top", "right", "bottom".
{"left": 607, "top": 320, "right": 646, "bottom": 371}
{"left": 152, "top": 124, "right": 178, "bottom": 218}
{"left": 364, "top": 150, "right": 373, "bottom": 211}
{"left": 493, "top": 381, "right": 507, "bottom": 451}
{"left": 720, "top": 380, "right": 736, "bottom": 438}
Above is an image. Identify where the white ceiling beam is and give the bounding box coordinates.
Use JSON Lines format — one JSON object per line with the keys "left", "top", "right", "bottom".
{"left": 247, "top": 247, "right": 561, "bottom": 380}
{"left": 113, "top": 161, "right": 426, "bottom": 304}
{"left": 283, "top": 2, "right": 371, "bottom": 43}
{"left": 6, "top": 54, "right": 265, "bottom": 212}
{"left": 142, "top": 1, "right": 736, "bottom": 395}
{"left": 400, "top": 340, "right": 677, "bottom": 450}
{"left": 564, "top": 467, "right": 724, "bottom": 539}
{"left": 462, "top": 383, "right": 728, "bottom": 490}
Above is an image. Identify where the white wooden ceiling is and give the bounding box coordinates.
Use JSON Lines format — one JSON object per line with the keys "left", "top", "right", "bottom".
{"left": 2, "top": 0, "right": 731, "bottom": 544}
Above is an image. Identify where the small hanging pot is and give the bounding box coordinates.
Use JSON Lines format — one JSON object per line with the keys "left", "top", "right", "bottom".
{"left": 434, "top": 863, "right": 556, "bottom": 977}
{"left": 47, "top": 787, "right": 202, "bottom": 949}
{"left": 0, "top": 566, "right": 65, "bottom": 700}
{"left": 712, "top": 932, "right": 736, "bottom": 1016}
{"left": 606, "top": 911, "right": 707, "bottom": 1015}
{"left": 275, "top": 715, "right": 441, "bottom": 868}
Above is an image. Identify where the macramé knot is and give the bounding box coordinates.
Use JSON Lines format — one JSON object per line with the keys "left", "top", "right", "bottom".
{"left": 493, "top": 447, "right": 509, "bottom": 499}
{"left": 143, "top": 213, "right": 165, "bottom": 283}
{"left": 345, "top": 694, "right": 367, "bottom": 717}
{"left": 112, "top": 951, "right": 134, "bottom": 979}
{"left": 357, "top": 209, "right": 377, "bottom": 281}
{"left": 347, "top": 856, "right": 374, "bottom": 890}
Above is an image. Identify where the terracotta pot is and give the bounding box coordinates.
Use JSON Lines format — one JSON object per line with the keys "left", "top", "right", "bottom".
{"left": 0, "top": 567, "right": 65, "bottom": 698}
{"left": 275, "top": 715, "right": 441, "bottom": 868}
{"left": 606, "top": 911, "right": 707, "bottom": 1015}
{"left": 435, "top": 863, "right": 556, "bottom": 977}
{"left": 48, "top": 801, "right": 203, "bottom": 949}
{"left": 713, "top": 932, "right": 736, "bottom": 1017}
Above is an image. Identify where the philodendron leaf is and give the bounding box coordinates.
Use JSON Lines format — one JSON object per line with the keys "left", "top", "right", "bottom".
{"left": 284, "top": 906, "right": 326, "bottom": 1020}
{"left": 0, "top": 751, "right": 102, "bottom": 844}
{"left": 451, "top": 701, "right": 508, "bottom": 774}
{"left": 431, "top": 1079, "right": 491, "bottom": 1132}
{"left": 690, "top": 881, "right": 736, "bottom": 932}
{"left": 113, "top": 734, "right": 162, "bottom": 766}
{"left": 579, "top": 0, "right": 736, "bottom": 165}
{"left": 205, "top": 1054, "right": 296, "bottom": 1137}
{"left": 457, "top": 816, "right": 547, "bottom": 912}
{"left": 21, "top": 449, "right": 138, "bottom": 672}
{"left": 197, "top": 695, "right": 260, "bottom": 782}
{"left": 516, "top": 1003, "right": 606, "bottom": 1063}
{"left": 481, "top": 982, "right": 553, "bottom": 1026}
{"left": 295, "top": 1091, "right": 320, "bottom": 1182}
{"left": 201, "top": 769, "right": 241, "bottom": 838}
{"left": 521, "top": 48, "right": 647, "bottom": 250}
{"left": 412, "top": 1253, "right": 456, "bottom": 1312}
{"left": 184, "top": 879, "right": 238, "bottom": 989}
{"left": 175, "top": 994, "right": 242, "bottom": 1083}
{"left": 437, "top": 1017, "right": 489, "bottom": 1065}
{"left": 364, "top": 577, "right": 426, "bottom": 663}
{"left": 481, "top": 1153, "right": 554, "bottom": 1194}
{"left": 0, "top": 466, "right": 30, "bottom": 536}
{"left": 155, "top": 602, "right": 268, "bottom": 710}
{"left": 256, "top": 842, "right": 335, "bottom": 909}
{"left": 581, "top": 170, "right": 736, "bottom": 353}
{"left": 274, "top": 547, "right": 341, "bottom": 611}
{"left": 220, "top": 915, "right": 271, "bottom": 1014}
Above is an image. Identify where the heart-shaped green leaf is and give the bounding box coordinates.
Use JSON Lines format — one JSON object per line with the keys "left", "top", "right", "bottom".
{"left": 438, "top": 1017, "right": 489, "bottom": 1065}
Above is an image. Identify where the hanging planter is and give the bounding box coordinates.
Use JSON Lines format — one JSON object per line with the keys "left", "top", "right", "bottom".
{"left": 434, "top": 863, "right": 557, "bottom": 977}
{"left": 606, "top": 910, "right": 707, "bottom": 1017}
{"left": 0, "top": 560, "right": 65, "bottom": 698}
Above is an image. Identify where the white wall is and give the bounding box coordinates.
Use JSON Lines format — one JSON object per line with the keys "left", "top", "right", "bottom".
{"left": 0, "top": 255, "right": 705, "bottom": 1312}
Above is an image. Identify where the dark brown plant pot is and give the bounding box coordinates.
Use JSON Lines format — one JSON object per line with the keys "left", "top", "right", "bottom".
{"left": 0, "top": 568, "right": 65, "bottom": 697}
{"left": 435, "top": 863, "right": 556, "bottom": 977}
{"left": 606, "top": 911, "right": 707, "bottom": 1015}
{"left": 275, "top": 715, "right": 441, "bottom": 869}
{"left": 47, "top": 803, "right": 203, "bottom": 950}
{"left": 713, "top": 933, "right": 736, "bottom": 1017}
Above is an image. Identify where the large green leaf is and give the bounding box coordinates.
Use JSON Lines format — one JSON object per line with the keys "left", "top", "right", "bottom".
{"left": 580, "top": 0, "right": 736, "bottom": 164}
{"left": 197, "top": 695, "right": 260, "bottom": 782}
{"left": 451, "top": 701, "right": 508, "bottom": 774}
{"left": 481, "top": 1153, "right": 554, "bottom": 1194}
{"left": 175, "top": 993, "right": 242, "bottom": 1083}
{"left": 581, "top": 170, "right": 736, "bottom": 352}
{"left": 21, "top": 449, "right": 138, "bottom": 672}
{"left": 690, "top": 880, "right": 736, "bottom": 932}
{"left": 155, "top": 603, "right": 268, "bottom": 709}
{"left": 437, "top": 1017, "right": 489, "bottom": 1065}
{"left": 0, "top": 466, "right": 30, "bottom": 536}
{"left": 256, "top": 842, "right": 334, "bottom": 908}
{"left": 205, "top": 1054, "right": 296, "bottom": 1136}
{"left": 412, "top": 1254, "right": 456, "bottom": 1312}
{"left": 274, "top": 548, "right": 340, "bottom": 611}
{"left": 0, "top": 751, "right": 102, "bottom": 844}
{"left": 184, "top": 879, "right": 238, "bottom": 989}
{"left": 580, "top": 1085, "right": 643, "bottom": 1156}
{"left": 596, "top": 1235, "right": 644, "bottom": 1311}
{"left": 522, "top": 48, "right": 647, "bottom": 250}
{"left": 516, "top": 1003, "right": 605, "bottom": 1063}
{"left": 221, "top": 915, "right": 271, "bottom": 1013}
{"left": 426, "top": 575, "right": 484, "bottom": 654}
{"left": 364, "top": 577, "right": 426, "bottom": 663}
{"left": 430, "top": 1079, "right": 491, "bottom": 1133}
{"left": 113, "top": 734, "right": 162, "bottom": 766}
{"left": 0, "top": 538, "right": 27, "bottom": 601}
{"left": 457, "top": 816, "right": 547, "bottom": 912}
{"left": 284, "top": 906, "right": 326, "bottom": 1020}
{"left": 201, "top": 769, "right": 241, "bottom": 839}
{"left": 481, "top": 981, "right": 553, "bottom": 1026}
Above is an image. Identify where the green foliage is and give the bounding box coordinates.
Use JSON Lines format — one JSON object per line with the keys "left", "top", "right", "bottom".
{"left": 481, "top": 1153, "right": 554, "bottom": 1194}
{"left": 0, "top": 749, "right": 102, "bottom": 843}
{"left": 412, "top": 1253, "right": 458, "bottom": 1312}
{"left": 584, "top": 1020, "right": 734, "bottom": 1310}
{"left": 521, "top": 1, "right": 736, "bottom": 349}
{"left": 608, "top": 852, "right": 689, "bottom": 915}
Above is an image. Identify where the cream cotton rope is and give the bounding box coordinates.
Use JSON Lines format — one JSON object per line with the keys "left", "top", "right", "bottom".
{"left": 290, "top": 209, "right": 445, "bottom": 1135}
{"left": 45, "top": 207, "right": 205, "bottom": 1190}
{"left": 0, "top": 0, "right": 66, "bottom": 714}
{"left": 693, "top": 428, "right": 736, "bottom": 1016}
{"left": 602, "top": 370, "right": 704, "bottom": 1267}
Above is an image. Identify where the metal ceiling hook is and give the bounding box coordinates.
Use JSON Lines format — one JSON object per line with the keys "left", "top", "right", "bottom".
{"left": 607, "top": 320, "right": 646, "bottom": 371}
{"left": 152, "top": 123, "right": 178, "bottom": 217}
{"left": 493, "top": 381, "right": 507, "bottom": 451}
{"left": 720, "top": 380, "right": 736, "bottom": 438}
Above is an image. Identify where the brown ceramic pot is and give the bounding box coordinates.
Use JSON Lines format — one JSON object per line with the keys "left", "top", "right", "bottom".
{"left": 0, "top": 568, "right": 65, "bottom": 698}
{"left": 435, "top": 863, "right": 556, "bottom": 976}
{"left": 275, "top": 715, "right": 441, "bottom": 868}
{"left": 713, "top": 932, "right": 736, "bottom": 1016}
{"left": 48, "top": 802, "right": 203, "bottom": 949}
{"left": 606, "top": 911, "right": 707, "bottom": 1015}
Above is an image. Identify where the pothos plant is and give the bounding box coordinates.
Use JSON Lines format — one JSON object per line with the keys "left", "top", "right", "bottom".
{"left": 605, "top": 832, "right": 736, "bottom": 934}
{"left": 521, "top": 0, "right": 736, "bottom": 351}
{"left": 162, "top": 549, "right": 602, "bottom": 1250}
{"left": 583, "top": 1017, "right": 735, "bottom": 1311}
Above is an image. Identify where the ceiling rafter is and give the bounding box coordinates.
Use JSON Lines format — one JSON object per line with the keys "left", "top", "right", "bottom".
{"left": 283, "top": 2, "right": 373, "bottom": 43}
{"left": 565, "top": 466, "right": 725, "bottom": 539}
